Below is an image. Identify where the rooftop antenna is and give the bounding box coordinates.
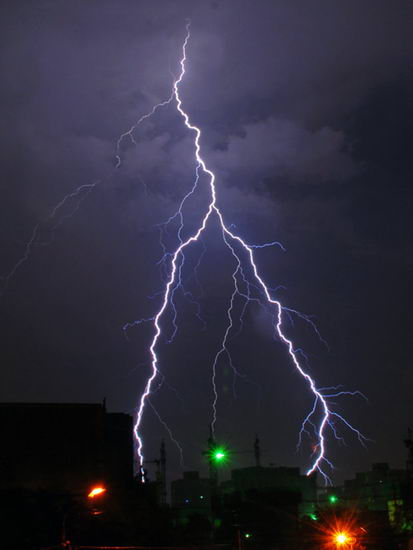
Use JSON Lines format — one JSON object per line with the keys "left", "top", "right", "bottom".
{"left": 254, "top": 434, "right": 261, "bottom": 467}
{"left": 160, "top": 439, "right": 167, "bottom": 505}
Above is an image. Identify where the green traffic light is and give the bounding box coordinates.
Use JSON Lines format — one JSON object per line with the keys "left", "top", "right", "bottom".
{"left": 309, "top": 513, "right": 318, "bottom": 521}
{"left": 329, "top": 494, "right": 338, "bottom": 504}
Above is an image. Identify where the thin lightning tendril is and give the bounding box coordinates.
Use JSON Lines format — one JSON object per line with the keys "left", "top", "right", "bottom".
{"left": 147, "top": 399, "right": 185, "bottom": 468}
{"left": 115, "top": 95, "right": 175, "bottom": 169}
{"left": 132, "top": 21, "right": 365, "bottom": 484}
{"left": 1, "top": 75, "right": 174, "bottom": 293}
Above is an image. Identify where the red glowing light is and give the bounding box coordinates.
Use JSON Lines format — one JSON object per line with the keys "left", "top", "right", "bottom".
{"left": 88, "top": 486, "right": 106, "bottom": 498}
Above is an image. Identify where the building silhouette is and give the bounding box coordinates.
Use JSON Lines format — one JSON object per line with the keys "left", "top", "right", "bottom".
{"left": 171, "top": 471, "right": 212, "bottom": 522}
{"left": 0, "top": 402, "right": 133, "bottom": 494}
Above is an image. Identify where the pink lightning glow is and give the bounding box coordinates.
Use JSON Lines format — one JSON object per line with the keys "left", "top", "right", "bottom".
{"left": 133, "top": 21, "right": 367, "bottom": 483}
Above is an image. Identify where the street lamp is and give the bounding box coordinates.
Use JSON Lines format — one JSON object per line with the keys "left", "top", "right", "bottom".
{"left": 332, "top": 530, "right": 356, "bottom": 548}
{"left": 87, "top": 484, "right": 107, "bottom": 517}
{"left": 88, "top": 486, "right": 107, "bottom": 498}
{"left": 334, "top": 532, "right": 350, "bottom": 545}
{"left": 60, "top": 485, "right": 108, "bottom": 547}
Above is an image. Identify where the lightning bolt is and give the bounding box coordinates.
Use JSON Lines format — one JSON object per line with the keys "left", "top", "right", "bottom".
{"left": 132, "top": 21, "right": 366, "bottom": 484}
{"left": 1, "top": 18, "right": 366, "bottom": 484}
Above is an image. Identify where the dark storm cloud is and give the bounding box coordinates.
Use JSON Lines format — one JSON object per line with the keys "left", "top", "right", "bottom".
{"left": 210, "top": 118, "right": 356, "bottom": 182}
{"left": 1, "top": 0, "right": 412, "bottom": 483}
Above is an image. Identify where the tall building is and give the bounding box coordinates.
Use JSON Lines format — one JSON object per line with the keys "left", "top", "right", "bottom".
{"left": 343, "top": 462, "right": 410, "bottom": 513}
{"left": 339, "top": 462, "right": 413, "bottom": 533}
{"left": 0, "top": 402, "right": 133, "bottom": 494}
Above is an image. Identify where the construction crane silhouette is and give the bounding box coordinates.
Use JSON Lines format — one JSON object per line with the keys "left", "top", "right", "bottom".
{"left": 142, "top": 440, "right": 167, "bottom": 505}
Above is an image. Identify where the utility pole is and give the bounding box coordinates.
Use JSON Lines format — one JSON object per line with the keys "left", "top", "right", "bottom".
{"left": 160, "top": 439, "right": 167, "bottom": 505}
{"left": 254, "top": 434, "right": 261, "bottom": 468}
{"left": 404, "top": 428, "right": 413, "bottom": 472}
{"left": 207, "top": 431, "right": 218, "bottom": 487}
{"left": 142, "top": 442, "right": 167, "bottom": 505}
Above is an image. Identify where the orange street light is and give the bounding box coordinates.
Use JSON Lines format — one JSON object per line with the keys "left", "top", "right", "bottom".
{"left": 88, "top": 486, "right": 107, "bottom": 498}
{"left": 335, "top": 532, "right": 349, "bottom": 544}
{"left": 333, "top": 530, "right": 355, "bottom": 548}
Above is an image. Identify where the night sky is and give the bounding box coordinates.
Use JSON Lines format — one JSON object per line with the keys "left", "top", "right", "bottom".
{"left": 1, "top": 0, "right": 412, "bottom": 485}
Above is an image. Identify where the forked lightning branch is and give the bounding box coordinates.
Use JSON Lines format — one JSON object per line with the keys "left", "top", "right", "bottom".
{"left": 127, "top": 22, "right": 367, "bottom": 485}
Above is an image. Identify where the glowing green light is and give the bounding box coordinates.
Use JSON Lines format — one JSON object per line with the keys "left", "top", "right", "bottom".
{"left": 329, "top": 495, "right": 338, "bottom": 504}
{"left": 309, "top": 513, "right": 318, "bottom": 521}
{"left": 211, "top": 447, "right": 228, "bottom": 463}
{"left": 244, "top": 533, "right": 252, "bottom": 539}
